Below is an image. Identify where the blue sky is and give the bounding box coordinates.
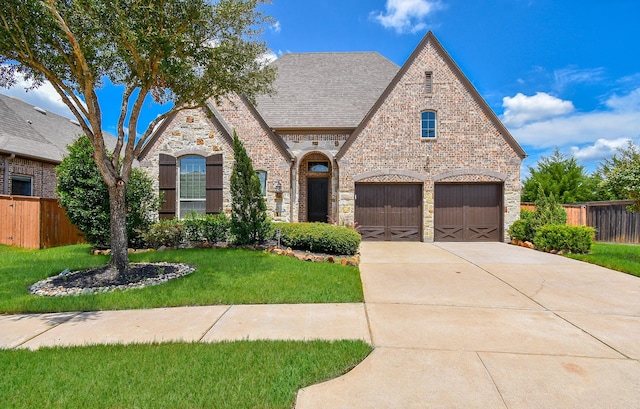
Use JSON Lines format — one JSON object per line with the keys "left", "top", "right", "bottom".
{"left": 3, "top": 0, "right": 640, "bottom": 175}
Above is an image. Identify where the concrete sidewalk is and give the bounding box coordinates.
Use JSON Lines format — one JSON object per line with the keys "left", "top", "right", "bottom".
{"left": 295, "top": 242, "right": 640, "bottom": 409}
{"left": 0, "top": 303, "right": 370, "bottom": 350}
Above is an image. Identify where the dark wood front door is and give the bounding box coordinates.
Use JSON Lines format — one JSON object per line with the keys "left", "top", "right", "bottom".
{"left": 307, "top": 178, "right": 329, "bottom": 222}
{"left": 434, "top": 183, "right": 502, "bottom": 242}
{"left": 355, "top": 184, "right": 422, "bottom": 241}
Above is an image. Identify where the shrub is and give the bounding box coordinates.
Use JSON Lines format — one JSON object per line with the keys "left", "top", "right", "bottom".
{"left": 56, "top": 135, "right": 159, "bottom": 248}
{"left": 508, "top": 209, "right": 536, "bottom": 242}
{"left": 142, "top": 219, "right": 183, "bottom": 248}
{"left": 274, "top": 223, "right": 361, "bottom": 255}
{"left": 182, "top": 213, "right": 230, "bottom": 243}
{"left": 533, "top": 225, "right": 595, "bottom": 254}
{"left": 230, "top": 131, "right": 270, "bottom": 244}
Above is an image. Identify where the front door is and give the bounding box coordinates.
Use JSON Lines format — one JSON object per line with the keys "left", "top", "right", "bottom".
{"left": 307, "top": 178, "right": 329, "bottom": 222}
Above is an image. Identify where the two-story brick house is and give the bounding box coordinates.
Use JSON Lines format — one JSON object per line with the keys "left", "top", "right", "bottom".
{"left": 139, "top": 32, "right": 526, "bottom": 242}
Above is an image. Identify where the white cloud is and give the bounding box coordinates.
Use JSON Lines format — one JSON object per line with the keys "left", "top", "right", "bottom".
{"left": 570, "top": 137, "right": 633, "bottom": 161}
{"left": 501, "top": 92, "right": 575, "bottom": 127}
{"left": 553, "top": 66, "right": 605, "bottom": 91}
{"left": 1, "top": 74, "right": 75, "bottom": 118}
{"left": 509, "top": 110, "right": 640, "bottom": 149}
{"left": 371, "top": 0, "right": 444, "bottom": 34}
{"left": 605, "top": 88, "right": 640, "bottom": 111}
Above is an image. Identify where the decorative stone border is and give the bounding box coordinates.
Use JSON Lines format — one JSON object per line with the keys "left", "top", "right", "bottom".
{"left": 29, "top": 263, "right": 195, "bottom": 297}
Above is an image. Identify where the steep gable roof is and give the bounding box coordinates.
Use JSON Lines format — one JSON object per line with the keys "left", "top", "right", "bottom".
{"left": 337, "top": 32, "right": 526, "bottom": 159}
{"left": 254, "top": 52, "right": 399, "bottom": 129}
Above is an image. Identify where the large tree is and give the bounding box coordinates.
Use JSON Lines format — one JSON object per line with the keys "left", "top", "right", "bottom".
{"left": 0, "top": 0, "right": 275, "bottom": 272}
{"left": 522, "top": 149, "right": 601, "bottom": 203}
{"left": 597, "top": 141, "right": 640, "bottom": 211}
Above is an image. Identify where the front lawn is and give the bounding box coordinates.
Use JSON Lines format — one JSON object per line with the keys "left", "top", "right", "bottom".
{"left": 0, "top": 340, "right": 372, "bottom": 409}
{"left": 0, "top": 244, "right": 363, "bottom": 314}
{"left": 566, "top": 242, "right": 640, "bottom": 277}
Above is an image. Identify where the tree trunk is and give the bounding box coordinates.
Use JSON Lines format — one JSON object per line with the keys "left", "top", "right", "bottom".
{"left": 108, "top": 179, "right": 129, "bottom": 273}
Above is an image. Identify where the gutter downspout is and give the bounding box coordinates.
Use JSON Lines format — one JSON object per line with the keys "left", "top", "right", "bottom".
{"left": 3, "top": 153, "right": 15, "bottom": 195}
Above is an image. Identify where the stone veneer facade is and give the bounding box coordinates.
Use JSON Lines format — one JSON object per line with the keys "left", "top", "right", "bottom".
{"left": 337, "top": 36, "right": 522, "bottom": 241}
{"left": 141, "top": 33, "right": 524, "bottom": 242}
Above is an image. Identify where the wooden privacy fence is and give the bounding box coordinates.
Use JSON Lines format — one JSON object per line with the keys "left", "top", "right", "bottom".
{"left": 0, "top": 195, "right": 83, "bottom": 249}
{"left": 521, "top": 200, "right": 640, "bottom": 244}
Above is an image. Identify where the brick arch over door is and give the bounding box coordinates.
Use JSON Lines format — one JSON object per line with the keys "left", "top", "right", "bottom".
{"left": 299, "top": 152, "right": 332, "bottom": 222}
{"left": 158, "top": 153, "right": 223, "bottom": 219}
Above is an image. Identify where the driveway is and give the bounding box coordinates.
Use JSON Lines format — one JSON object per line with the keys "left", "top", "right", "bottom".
{"left": 296, "top": 242, "right": 640, "bottom": 409}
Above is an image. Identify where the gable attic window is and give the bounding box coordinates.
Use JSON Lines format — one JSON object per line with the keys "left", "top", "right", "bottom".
{"left": 421, "top": 111, "right": 436, "bottom": 138}
{"left": 425, "top": 71, "right": 433, "bottom": 94}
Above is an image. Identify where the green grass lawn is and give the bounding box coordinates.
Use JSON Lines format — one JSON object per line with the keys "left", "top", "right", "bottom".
{"left": 0, "top": 340, "right": 372, "bottom": 409}
{"left": 0, "top": 244, "right": 363, "bottom": 314}
{"left": 566, "top": 242, "right": 640, "bottom": 277}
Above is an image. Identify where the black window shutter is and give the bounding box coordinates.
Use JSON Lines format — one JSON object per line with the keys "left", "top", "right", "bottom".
{"left": 206, "top": 154, "right": 223, "bottom": 214}
{"left": 158, "top": 154, "right": 176, "bottom": 219}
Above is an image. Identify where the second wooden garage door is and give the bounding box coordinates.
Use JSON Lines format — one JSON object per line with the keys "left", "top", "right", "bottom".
{"left": 434, "top": 183, "right": 502, "bottom": 242}
{"left": 355, "top": 184, "right": 422, "bottom": 241}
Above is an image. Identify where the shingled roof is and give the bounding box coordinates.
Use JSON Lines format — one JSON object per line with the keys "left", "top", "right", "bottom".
{"left": 0, "top": 93, "right": 115, "bottom": 163}
{"left": 254, "top": 52, "right": 399, "bottom": 129}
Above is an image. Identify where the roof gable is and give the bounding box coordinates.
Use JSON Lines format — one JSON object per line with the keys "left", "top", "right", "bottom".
{"left": 254, "top": 52, "right": 399, "bottom": 129}
{"left": 337, "top": 32, "right": 526, "bottom": 159}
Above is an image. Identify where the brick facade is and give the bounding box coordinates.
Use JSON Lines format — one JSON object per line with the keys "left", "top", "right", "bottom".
{"left": 142, "top": 32, "right": 524, "bottom": 241}
{"left": 338, "top": 35, "right": 522, "bottom": 241}
{"left": 0, "top": 154, "right": 58, "bottom": 198}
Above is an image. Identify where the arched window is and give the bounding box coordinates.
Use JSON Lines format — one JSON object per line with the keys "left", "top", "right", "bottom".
{"left": 179, "top": 155, "right": 206, "bottom": 218}
{"left": 421, "top": 111, "right": 436, "bottom": 138}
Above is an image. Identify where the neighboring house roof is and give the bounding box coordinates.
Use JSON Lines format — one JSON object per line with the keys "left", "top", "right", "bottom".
{"left": 254, "top": 52, "right": 400, "bottom": 130}
{"left": 0, "top": 93, "right": 117, "bottom": 163}
{"left": 337, "top": 32, "right": 526, "bottom": 159}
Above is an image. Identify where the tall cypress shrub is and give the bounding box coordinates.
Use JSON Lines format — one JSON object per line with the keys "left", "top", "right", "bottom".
{"left": 230, "top": 131, "right": 270, "bottom": 244}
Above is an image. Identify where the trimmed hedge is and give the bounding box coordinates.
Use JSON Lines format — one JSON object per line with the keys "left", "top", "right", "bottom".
{"left": 142, "top": 213, "right": 230, "bottom": 248}
{"left": 533, "top": 224, "right": 595, "bottom": 254}
{"left": 273, "top": 223, "right": 361, "bottom": 255}
{"left": 182, "top": 213, "right": 230, "bottom": 244}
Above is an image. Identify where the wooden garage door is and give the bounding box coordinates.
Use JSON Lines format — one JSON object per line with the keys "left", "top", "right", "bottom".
{"left": 355, "top": 184, "right": 422, "bottom": 241}
{"left": 434, "top": 183, "right": 502, "bottom": 242}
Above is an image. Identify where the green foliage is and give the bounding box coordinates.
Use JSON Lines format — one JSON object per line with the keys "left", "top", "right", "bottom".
{"left": 56, "top": 136, "right": 158, "bottom": 248}
{"left": 522, "top": 149, "right": 602, "bottom": 203}
{"left": 141, "top": 219, "right": 183, "bottom": 249}
{"left": 597, "top": 141, "right": 640, "bottom": 212}
{"left": 507, "top": 219, "right": 532, "bottom": 242}
{"left": 0, "top": 244, "right": 363, "bottom": 313}
{"left": 529, "top": 183, "right": 567, "bottom": 233}
{"left": 0, "top": 0, "right": 276, "bottom": 270}
{"left": 182, "top": 213, "right": 230, "bottom": 243}
{"left": 0, "top": 341, "right": 372, "bottom": 409}
{"left": 230, "top": 132, "right": 270, "bottom": 244}
{"left": 533, "top": 225, "right": 595, "bottom": 254}
{"left": 275, "top": 223, "right": 362, "bottom": 255}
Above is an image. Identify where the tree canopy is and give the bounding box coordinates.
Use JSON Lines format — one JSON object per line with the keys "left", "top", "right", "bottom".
{"left": 0, "top": 0, "right": 275, "bottom": 272}
{"left": 522, "top": 149, "right": 602, "bottom": 203}
{"left": 598, "top": 141, "right": 640, "bottom": 211}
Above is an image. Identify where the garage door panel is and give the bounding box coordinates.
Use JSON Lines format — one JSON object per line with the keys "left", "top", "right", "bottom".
{"left": 355, "top": 184, "right": 422, "bottom": 241}
{"left": 435, "top": 183, "right": 502, "bottom": 242}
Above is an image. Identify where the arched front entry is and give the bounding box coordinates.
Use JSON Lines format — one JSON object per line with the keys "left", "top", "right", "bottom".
{"left": 299, "top": 152, "right": 332, "bottom": 222}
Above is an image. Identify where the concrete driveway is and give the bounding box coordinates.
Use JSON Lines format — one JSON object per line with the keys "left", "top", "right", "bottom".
{"left": 296, "top": 242, "right": 640, "bottom": 409}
